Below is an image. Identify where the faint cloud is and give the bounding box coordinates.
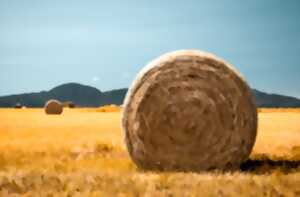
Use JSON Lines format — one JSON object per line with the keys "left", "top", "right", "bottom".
{"left": 92, "top": 76, "right": 100, "bottom": 82}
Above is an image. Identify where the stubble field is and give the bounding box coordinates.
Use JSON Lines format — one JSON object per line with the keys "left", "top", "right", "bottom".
{"left": 0, "top": 108, "right": 300, "bottom": 196}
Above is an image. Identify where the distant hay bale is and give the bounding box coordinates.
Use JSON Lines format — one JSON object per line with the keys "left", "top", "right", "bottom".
{"left": 63, "top": 101, "right": 76, "bottom": 108}
{"left": 97, "top": 104, "right": 121, "bottom": 112}
{"left": 122, "top": 50, "right": 257, "bottom": 171}
{"left": 14, "top": 103, "right": 22, "bottom": 109}
{"left": 68, "top": 102, "right": 75, "bottom": 108}
{"left": 44, "top": 99, "right": 63, "bottom": 115}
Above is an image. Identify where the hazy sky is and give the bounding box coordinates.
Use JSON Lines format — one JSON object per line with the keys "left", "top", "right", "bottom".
{"left": 0, "top": 0, "right": 300, "bottom": 97}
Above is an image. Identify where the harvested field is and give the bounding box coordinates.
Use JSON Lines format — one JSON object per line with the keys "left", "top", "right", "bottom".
{"left": 0, "top": 108, "right": 299, "bottom": 196}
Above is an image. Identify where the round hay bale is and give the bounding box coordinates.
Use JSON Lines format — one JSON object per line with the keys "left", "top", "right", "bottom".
{"left": 14, "top": 103, "right": 22, "bottom": 109}
{"left": 63, "top": 101, "right": 76, "bottom": 108}
{"left": 122, "top": 50, "right": 257, "bottom": 171}
{"left": 97, "top": 104, "right": 121, "bottom": 112}
{"left": 44, "top": 99, "right": 63, "bottom": 115}
{"left": 68, "top": 102, "right": 76, "bottom": 108}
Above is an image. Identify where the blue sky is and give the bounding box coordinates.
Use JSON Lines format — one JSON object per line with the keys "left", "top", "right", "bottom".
{"left": 0, "top": 0, "right": 300, "bottom": 97}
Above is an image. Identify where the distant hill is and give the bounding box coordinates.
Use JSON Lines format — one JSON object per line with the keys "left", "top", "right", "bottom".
{"left": 0, "top": 83, "right": 299, "bottom": 108}
{"left": 252, "top": 89, "right": 300, "bottom": 108}
{"left": 0, "top": 83, "right": 126, "bottom": 107}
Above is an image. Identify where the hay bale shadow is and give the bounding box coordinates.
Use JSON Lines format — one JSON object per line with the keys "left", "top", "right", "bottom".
{"left": 240, "top": 159, "right": 300, "bottom": 174}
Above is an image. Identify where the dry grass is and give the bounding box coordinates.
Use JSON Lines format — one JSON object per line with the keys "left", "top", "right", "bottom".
{"left": 257, "top": 108, "right": 300, "bottom": 113}
{"left": 81, "top": 105, "right": 121, "bottom": 113}
{"left": 96, "top": 105, "right": 121, "bottom": 112}
{"left": 0, "top": 108, "right": 300, "bottom": 196}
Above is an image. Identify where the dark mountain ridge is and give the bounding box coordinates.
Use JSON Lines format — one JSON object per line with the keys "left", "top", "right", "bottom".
{"left": 0, "top": 83, "right": 299, "bottom": 108}
{"left": 252, "top": 89, "right": 300, "bottom": 108}
{"left": 0, "top": 83, "right": 126, "bottom": 107}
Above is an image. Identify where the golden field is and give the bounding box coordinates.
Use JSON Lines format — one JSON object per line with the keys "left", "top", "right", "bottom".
{"left": 0, "top": 108, "right": 300, "bottom": 196}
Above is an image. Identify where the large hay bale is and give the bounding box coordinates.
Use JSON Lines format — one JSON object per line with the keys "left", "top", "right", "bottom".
{"left": 44, "top": 99, "right": 63, "bottom": 115}
{"left": 122, "top": 50, "right": 257, "bottom": 171}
